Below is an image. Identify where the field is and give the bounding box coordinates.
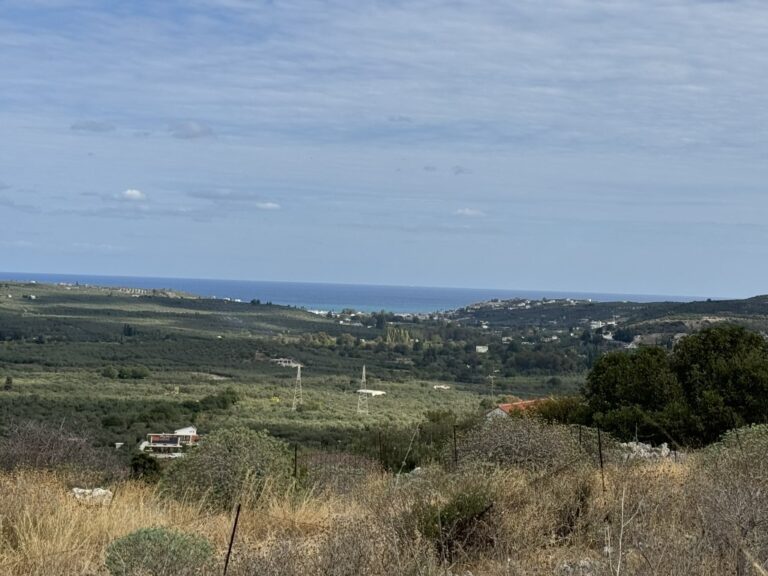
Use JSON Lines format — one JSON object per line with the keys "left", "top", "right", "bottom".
{"left": 2, "top": 281, "right": 768, "bottom": 575}
{"left": 0, "top": 280, "right": 584, "bottom": 450}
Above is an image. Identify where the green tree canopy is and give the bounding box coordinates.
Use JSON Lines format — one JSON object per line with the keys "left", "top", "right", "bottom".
{"left": 671, "top": 325, "right": 768, "bottom": 443}
{"left": 584, "top": 325, "right": 768, "bottom": 445}
{"left": 586, "top": 346, "right": 680, "bottom": 414}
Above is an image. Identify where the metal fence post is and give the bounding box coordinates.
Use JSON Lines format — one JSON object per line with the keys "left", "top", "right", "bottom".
{"left": 223, "top": 503, "right": 242, "bottom": 576}
{"left": 597, "top": 427, "right": 605, "bottom": 493}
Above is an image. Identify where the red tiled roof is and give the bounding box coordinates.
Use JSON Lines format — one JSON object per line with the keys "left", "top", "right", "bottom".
{"left": 497, "top": 399, "right": 544, "bottom": 414}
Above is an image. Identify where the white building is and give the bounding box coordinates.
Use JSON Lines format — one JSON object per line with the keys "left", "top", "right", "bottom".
{"left": 140, "top": 426, "right": 200, "bottom": 458}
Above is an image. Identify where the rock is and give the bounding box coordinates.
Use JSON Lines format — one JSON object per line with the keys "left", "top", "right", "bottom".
{"left": 620, "top": 441, "right": 681, "bottom": 461}
{"left": 71, "top": 487, "right": 113, "bottom": 506}
{"left": 557, "top": 558, "right": 601, "bottom": 575}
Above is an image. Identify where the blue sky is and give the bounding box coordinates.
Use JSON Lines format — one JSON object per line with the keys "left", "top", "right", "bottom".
{"left": 1, "top": 0, "right": 767, "bottom": 297}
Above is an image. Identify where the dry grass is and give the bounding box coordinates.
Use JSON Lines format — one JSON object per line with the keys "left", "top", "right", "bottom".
{"left": 0, "top": 470, "right": 223, "bottom": 575}
{"left": 3, "top": 427, "right": 768, "bottom": 575}
{"left": 0, "top": 470, "right": 354, "bottom": 576}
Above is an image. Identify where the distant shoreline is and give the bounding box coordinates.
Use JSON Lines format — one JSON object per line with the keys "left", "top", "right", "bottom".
{"left": 0, "top": 271, "right": 703, "bottom": 314}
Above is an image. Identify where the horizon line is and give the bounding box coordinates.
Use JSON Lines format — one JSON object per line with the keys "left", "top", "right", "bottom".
{"left": 0, "top": 269, "right": 729, "bottom": 303}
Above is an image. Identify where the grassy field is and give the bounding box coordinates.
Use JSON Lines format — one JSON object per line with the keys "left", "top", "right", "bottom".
{"left": 0, "top": 281, "right": 586, "bottom": 449}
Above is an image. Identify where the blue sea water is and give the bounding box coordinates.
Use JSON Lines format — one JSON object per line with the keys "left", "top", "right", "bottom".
{"left": 0, "top": 271, "right": 697, "bottom": 313}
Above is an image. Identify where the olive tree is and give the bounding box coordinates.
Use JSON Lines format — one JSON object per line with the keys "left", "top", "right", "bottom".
{"left": 161, "top": 426, "right": 290, "bottom": 509}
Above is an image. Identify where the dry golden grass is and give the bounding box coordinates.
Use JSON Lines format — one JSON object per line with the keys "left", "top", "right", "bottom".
{"left": 0, "top": 470, "right": 356, "bottom": 576}
{"left": 1, "top": 448, "right": 765, "bottom": 576}
{"left": 0, "top": 470, "right": 221, "bottom": 575}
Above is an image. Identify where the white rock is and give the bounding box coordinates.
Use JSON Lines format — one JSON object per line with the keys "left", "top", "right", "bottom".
{"left": 71, "top": 487, "right": 113, "bottom": 506}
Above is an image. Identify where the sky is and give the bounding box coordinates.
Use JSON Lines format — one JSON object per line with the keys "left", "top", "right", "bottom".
{"left": 1, "top": 0, "right": 767, "bottom": 298}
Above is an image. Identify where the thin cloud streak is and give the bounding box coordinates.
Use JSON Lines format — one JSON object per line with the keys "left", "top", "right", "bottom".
{"left": 1, "top": 1, "right": 767, "bottom": 295}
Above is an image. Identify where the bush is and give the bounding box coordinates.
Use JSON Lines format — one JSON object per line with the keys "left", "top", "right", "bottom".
{"left": 197, "top": 387, "right": 239, "bottom": 412}
{"left": 105, "top": 527, "right": 214, "bottom": 576}
{"left": 413, "top": 478, "right": 495, "bottom": 562}
{"left": 118, "top": 366, "right": 150, "bottom": 379}
{"left": 101, "top": 366, "right": 118, "bottom": 379}
{"left": 457, "top": 416, "right": 583, "bottom": 473}
{"left": 161, "top": 426, "right": 290, "bottom": 509}
{"left": 231, "top": 517, "right": 438, "bottom": 576}
{"left": 693, "top": 425, "right": 768, "bottom": 572}
{"left": 0, "top": 420, "right": 125, "bottom": 483}
{"left": 534, "top": 395, "right": 591, "bottom": 425}
{"left": 130, "top": 452, "right": 162, "bottom": 482}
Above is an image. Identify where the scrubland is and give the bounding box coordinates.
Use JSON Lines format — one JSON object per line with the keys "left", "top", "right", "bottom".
{"left": 1, "top": 419, "right": 766, "bottom": 576}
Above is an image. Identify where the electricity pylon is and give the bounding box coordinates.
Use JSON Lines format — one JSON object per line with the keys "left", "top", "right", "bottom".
{"left": 291, "top": 365, "right": 303, "bottom": 411}
{"left": 357, "top": 365, "right": 368, "bottom": 415}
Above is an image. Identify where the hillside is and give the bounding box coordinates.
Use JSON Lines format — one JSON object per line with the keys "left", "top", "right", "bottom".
{"left": 2, "top": 280, "right": 768, "bottom": 451}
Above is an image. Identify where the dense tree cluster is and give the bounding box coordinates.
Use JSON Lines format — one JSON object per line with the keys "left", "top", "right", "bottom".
{"left": 583, "top": 325, "right": 768, "bottom": 445}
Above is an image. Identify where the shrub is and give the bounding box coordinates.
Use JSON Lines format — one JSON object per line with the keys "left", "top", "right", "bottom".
{"left": 0, "top": 420, "right": 125, "bottom": 483}
{"left": 118, "top": 366, "right": 150, "bottom": 379}
{"left": 693, "top": 425, "right": 768, "bottom": 572}
{"left": 104, "top": 527, "right": 214, "bottom": 576}
{"left": 197, "top": 387, "right": 239, "bottom": 411}
{"left": 102, "top": 415, "right": 124, "bottom": 427}
{"left": 130, "top": 452, "right": 161, "bottom": 482}
{"left": 534, "top": 395, "right": 591, "bottom": 425}
{"left": 412, "top": 478, "right": 495, "bottom": 562}
{"left": 230, "top": 517, "right": 439, "bottom": 576}
{"left": 457, "top": 416, "right": 583, "bottom": 473}
{"left": 101, "top": 366, "right": 118, "bottom": 379}
{"left": 161, "top": 426, "right": 290, "bottom": 509}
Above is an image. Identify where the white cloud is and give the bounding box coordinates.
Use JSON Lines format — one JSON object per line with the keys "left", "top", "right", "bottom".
{"left": 169, "top": 121, "right": 214, "bottom": 139}
{"left": 255, "top": 202, "right": 280, "bottom": 210}
{"left": 121, "top": 189, "right": 146, "bottom": 201}
{"left": 454, "top": 208, "right": 485, "bottom": 218}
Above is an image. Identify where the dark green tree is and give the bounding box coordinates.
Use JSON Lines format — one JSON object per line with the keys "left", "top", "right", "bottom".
{"left": 585, "top": 325, "right": 768, "bottom": 445}
{"left": 671, "top": 324, "right": 768, "bottom": 443}
{"left": 585, "top": 346, "right": 683, "bottom": 441}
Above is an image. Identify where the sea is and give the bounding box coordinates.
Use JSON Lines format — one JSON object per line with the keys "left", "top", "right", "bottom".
{"left": 0, "top": 272, "right": 697, "bottom": 313}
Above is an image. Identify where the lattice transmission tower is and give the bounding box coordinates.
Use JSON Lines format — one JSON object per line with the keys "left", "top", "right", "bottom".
{"left": 291, "top": 365, "right": 303, "bottom": 411}
{"left": 357, "top": 365, "right": 368, "bottom": 415}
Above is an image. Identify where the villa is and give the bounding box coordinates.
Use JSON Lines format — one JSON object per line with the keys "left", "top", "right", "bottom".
{"left": 139, "top": 426, "right": 200, "bottom": 458}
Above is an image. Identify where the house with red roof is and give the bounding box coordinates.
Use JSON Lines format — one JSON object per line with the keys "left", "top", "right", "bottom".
{"left": 485, "top": 399, "right": 545, "bottom": 418}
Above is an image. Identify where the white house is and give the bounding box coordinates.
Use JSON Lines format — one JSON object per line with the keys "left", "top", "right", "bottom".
{"left": 140, "top": 426, "right": 200, "bottom": 458}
